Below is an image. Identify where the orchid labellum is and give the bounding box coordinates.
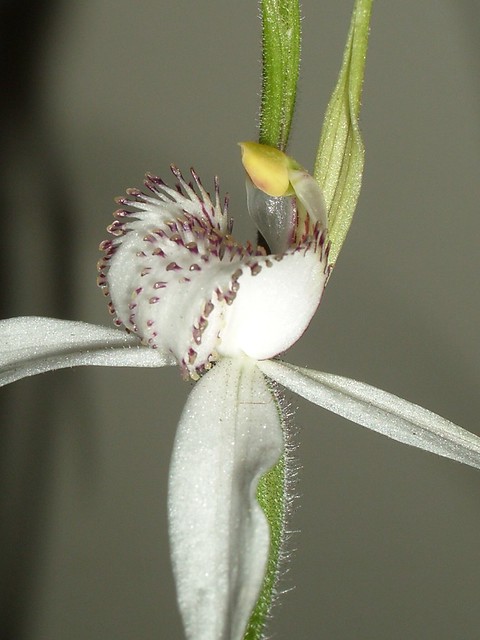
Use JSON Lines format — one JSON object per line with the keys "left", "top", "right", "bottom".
{"left": 1, "top": 143, "right": 480, "bottom": 640}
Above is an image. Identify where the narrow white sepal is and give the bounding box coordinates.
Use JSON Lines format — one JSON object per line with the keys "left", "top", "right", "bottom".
{"left": 0, "top": 317, "right": 175, "bottom": 387}
{"left": 258, "top": 359, "right": 480, "bottom": 470}
{"left": 168, "top": 357, "right": 284, "bottom": 640}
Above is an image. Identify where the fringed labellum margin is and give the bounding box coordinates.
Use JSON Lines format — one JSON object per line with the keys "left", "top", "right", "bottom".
{"left": 98, "top": 166, "right": 329, "bottom": 378}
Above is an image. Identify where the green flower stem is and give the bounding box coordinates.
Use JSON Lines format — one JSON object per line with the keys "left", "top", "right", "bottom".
{"left": 246, "top": 3, "right": 301, "bottom": 636}
{"left": 247, "top": 3, "right": 373, "bottom": 638}
{"left": 314, "top": 0, "right": 373, "bottom": 267}
{"left": 259, "top": 0, "right": 301, "bottom": 150}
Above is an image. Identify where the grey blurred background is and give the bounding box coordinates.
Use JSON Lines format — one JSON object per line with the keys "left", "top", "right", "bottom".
{"left": 1, "top": 1, "right": 479, "bottom": 639}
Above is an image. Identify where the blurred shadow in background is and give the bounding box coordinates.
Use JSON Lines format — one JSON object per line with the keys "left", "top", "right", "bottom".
{"left": 0, "top": 2, "right": 77, "bottom": 638}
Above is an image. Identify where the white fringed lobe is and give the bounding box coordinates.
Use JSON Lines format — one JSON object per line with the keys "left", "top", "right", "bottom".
{"left": 168, "top": 357, "right": 284, "bottom": 640}
{"left": 102, "top": 169, "right": 328, "bottom": 378}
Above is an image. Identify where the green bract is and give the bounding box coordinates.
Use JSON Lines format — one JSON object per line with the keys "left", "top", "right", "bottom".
{"left": 314, "top": 0, "right": 372, "bottom": 266}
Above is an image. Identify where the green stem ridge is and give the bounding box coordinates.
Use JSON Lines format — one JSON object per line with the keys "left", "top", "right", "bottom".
{"left": 314, "top": 0, "right": 373, "bottom": 267}
{"left": 259, "top": 0, "right": 301, "bottom": 150}
{"left": 246, "top": 3, "right": 373, "bottom": 639}
{"left": 247, "top": 3, "right": 301, "bottom": 636}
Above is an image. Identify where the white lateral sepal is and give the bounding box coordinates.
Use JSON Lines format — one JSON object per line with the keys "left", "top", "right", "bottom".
{"left": 259, "top": 359, "right": 480, "bottom": 470}
{"left": 0, "top": 317, "right": 174, "bottom": 387}
{"left": 168, "top": 357, "right": 284, "bottom": 640}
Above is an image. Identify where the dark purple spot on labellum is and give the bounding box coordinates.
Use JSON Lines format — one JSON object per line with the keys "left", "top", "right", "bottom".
{"left": 99, "top": 240, "right": 113, "bottom": 251}
{"left": 126, "top": 187, "right": 142, "bottom": 197}
{"left": 204, "top": 301, "right": 214, "bottom": 317}
{"left": 232, "top": 268, "right": 242, "bottom": 281}
{"left": 166, "top": 220, "right": 178, "bottom": 232}
{"left": 107, "top": 221, "right": 125, "bottom": 236}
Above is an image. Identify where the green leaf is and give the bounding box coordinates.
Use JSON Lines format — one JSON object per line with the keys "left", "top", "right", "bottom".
{"left": 259, "top": 0, "right": 301, "bottom": 151}
{"left": 314, "top": 0, "right": 373, "bottom": 267}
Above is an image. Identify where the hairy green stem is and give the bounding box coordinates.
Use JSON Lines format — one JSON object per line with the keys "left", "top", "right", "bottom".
{"left": 259, "top": 0, "right": 301, "bottom": 150}
{"left": 246, "top": 3, "right": 300, "bottom": 636}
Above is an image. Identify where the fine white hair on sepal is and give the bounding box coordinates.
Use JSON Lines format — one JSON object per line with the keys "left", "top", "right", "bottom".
{"left": 256, "top": 375, "right": 300, "bottom": 633}
{"left": 99, "top": 167, "right": 330, "bottom": 379}
{"left": 259, "top": 359, "right": 480, "bottom": 471}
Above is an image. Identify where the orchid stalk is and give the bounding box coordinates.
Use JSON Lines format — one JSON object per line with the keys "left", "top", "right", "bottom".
{"left": 1, "top": 2, "right": 480, "bottom": 640}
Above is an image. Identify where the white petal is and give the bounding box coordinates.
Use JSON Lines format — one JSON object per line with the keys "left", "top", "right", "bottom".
{"left": 219, "top": 244, "right": 328, "bottom": 361}
{"left": 104, "top": 169, "right": 329, "bottom": 378}
{"left": 168, "top": 357, "right": 284, "bottom": 640}
{"left": 0, "top": 317, "right": 174, "bottom": 386}
{"left": 104, "top": 169, "right": 278, "bottom": 378}
{"left": 259, "top": 359, "right": 480, "bottom": 470}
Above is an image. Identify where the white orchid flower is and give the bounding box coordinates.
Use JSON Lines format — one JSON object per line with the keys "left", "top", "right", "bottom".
{"left": 1, "top": 147, "right": 480, "bottom": 640}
